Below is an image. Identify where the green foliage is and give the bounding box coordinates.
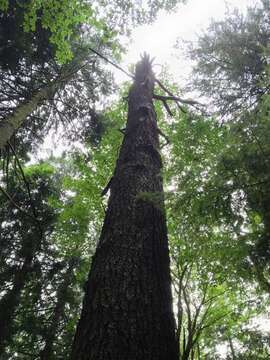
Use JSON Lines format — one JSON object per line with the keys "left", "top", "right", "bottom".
{"left": 183, "top": 0, "right": 270, "bottom": 116}
{"left": 153, "top": 67, "right": 270, "bottom": 357}
{"left": 173, "top": 2, "right": 270, "bottom": 356}
{"left": 1, "top": 0, "right": 185, "bottom": 64}
{"left": 163, "top": 111, "right": 260, "bottom": 357}
{"left": 1, "top": 0, "right": 96, "bottom": 63}
{"left": 0, "top": 0, "right": 8, "bottom": 10}
{"left": 2, "top": 1, "right": 270, "bottom": 358}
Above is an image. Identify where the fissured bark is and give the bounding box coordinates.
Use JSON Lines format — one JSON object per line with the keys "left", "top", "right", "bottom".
{"left": 71, "top": 56, "right": 178, "bottom": 360}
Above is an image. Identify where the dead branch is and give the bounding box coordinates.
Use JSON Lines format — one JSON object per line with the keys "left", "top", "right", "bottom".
{"left": 161, "top": 98, "right": 174, "bottom": 116}
{"left": 154, "top": 93, "right": 202, "bottom": 107}
{"left": 154, "top": 78, "right": 205, "bottom": 113}
{"left": 118, "top": 128, "right": 126, "bottom": 135}
{"left": 101, "top": 176, "right": 114, "bottom": 196}
{"left": 157, "top": 128, "right": 170, "bottom": 146}
{"left": 153, "top": 93, "right": 186, "bottom": 113}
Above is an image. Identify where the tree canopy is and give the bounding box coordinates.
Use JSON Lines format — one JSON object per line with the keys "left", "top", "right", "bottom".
{"left": 1, "top": 0, "right": 270, "bottom": 359}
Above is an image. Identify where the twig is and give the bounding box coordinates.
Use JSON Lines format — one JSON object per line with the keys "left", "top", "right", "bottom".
{"left": 7, "top": 141, "right": 43, "bottom": 236}
{"left": 157, "top": 128, "right": 170, "bottom": 146}
{"left": 0, "top": 186, "right": 37, "bottom": 222}
{"left": 88, "top": 47, "right": 134, "bottom": 80}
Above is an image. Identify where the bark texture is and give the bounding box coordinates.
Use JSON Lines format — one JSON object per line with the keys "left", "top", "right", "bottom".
{"left": 71, "top": 56, "right": 178, "bottom": 360}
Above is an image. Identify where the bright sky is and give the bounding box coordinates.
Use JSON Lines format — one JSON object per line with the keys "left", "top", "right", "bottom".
{"left": 38, "top": 0, "right": 258, "bottom": 159}
{"left": 115, "top": 0, "right": 257, "bottom": 84}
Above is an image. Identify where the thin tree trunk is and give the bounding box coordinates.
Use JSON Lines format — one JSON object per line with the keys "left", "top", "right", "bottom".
{"left": 177, "top": 265, "right": 188, "bottom": 358}
{"left": 71, "top": 55, "right": 178, "bottom": 360}
{"left": 0, "top": 249, "right": 34, "bottom": 354}
{"left": 0, "top": 74, "right": 68, "bottom": 150}
{"left": 196, "top": 342, "right": 201, "bottom": 359}
{"left": 0, "top": 217, "right": 44, "bottom": 355}
{"left": 228, "top": 336, "right": 236, "bottom": 360}
{"left": 177, "top": 284, "right": 183, "bottom": 357}
{"left": 39, "top": 257, "right": 77, "bottom": 360}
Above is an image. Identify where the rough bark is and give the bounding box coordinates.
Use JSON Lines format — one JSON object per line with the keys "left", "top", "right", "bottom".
{"left": 71, "top": 56, "right": 178, "bottom": 360}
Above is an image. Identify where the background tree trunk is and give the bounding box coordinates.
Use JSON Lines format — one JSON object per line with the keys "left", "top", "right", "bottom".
{"left": 0, "top": 68, "right": 73, "bottom": 151}
{"left": 0, "top": 83, "right": 56, "bottom": 150}
{"left": 39, "top": 257, "right": 77, "bottom": 360}
{"left": 0, "top": 247, "right": 34, "bottom": 354}
{"left": 71, "top": 55, "right": 178, "bottom": 360}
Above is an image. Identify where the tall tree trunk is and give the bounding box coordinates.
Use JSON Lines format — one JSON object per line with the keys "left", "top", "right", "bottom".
{"left": 39, "top": 257, "right": 77, "bottom": 360}
{"left": 71, "top": 55, "right": 178, "bottom": 360}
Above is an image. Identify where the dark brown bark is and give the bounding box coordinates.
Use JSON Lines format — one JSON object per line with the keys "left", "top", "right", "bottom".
{"left": 71, "top": 56, "right": 178, "bottom": 360}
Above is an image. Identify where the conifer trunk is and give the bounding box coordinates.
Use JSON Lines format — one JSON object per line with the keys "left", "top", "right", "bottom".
{"left": 71, "top": 55, "right": 178, "bottom": 360}
{"left": 0, "top": 70, "right": 71, "bottom": 150}
{"left": 0, "top": 84, "right": 56, "bottom": 150}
